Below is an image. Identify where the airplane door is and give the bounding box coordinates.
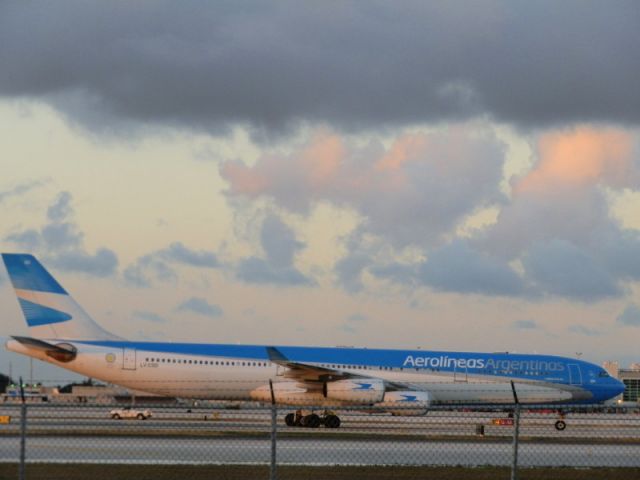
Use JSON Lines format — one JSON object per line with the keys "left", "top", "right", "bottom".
{"left": 568, "top": 364, "right": 582, "bottom": 385}
{"left": 454, "top": 365, "right": 467, "bottom": 383}
{"left": 123, "top": 348, "right": 137, "bottom": 371}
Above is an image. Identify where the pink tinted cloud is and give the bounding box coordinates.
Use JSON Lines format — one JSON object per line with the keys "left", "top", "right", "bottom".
{"left": 483, "top": 126, "right": 639, "bottom": 258}
{"left": 515, "top": 127, "right": 636, "bottom": 194}
{"left": 221, "top": 127, "right": 505, "bottom": 247}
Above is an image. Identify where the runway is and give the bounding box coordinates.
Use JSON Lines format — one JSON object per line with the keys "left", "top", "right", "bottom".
{"left": 0, "top": 405, "right": 639, "bottom": 467}
{"left": 1, "top": 435, "right": 639, "bottom": 467}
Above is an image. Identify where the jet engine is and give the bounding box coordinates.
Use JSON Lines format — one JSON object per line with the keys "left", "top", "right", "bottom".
{"left": 250, "top": 382, "right": 324, "bottom": 405}
{"left": 375, "top": 390, "right": 431, "bottom": 416}
{"left": 323, "top": 378, "right": 385, "bottom": 403}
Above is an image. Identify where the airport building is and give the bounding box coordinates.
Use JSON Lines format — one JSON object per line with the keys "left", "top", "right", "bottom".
{"left": 603, "top": 362, "right": 640, "bottom": 403}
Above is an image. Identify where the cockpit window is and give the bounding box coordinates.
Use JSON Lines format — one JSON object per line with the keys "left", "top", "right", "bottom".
{"left": 598, "top": 371, "right": 610, "bottom": 377}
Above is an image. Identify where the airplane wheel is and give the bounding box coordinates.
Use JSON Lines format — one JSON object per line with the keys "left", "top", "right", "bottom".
{"left": 302, "top": 414, "right": 321, "bottom": 428}
{"left": 284, "top": 413, "right": 296, "bottom": 427}
{"left": 324, "top": 414, "right": 340, "bottom": 429}
{"left": 137, "top": 413, "right": 146, "bottom": 420}
{"left": 112, "top": 414, "right": 121, "bottom": 420}
{"left": 554, "top": 420, "right": 567, "bottom": 431}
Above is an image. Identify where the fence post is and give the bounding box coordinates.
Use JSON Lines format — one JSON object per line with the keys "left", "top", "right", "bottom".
{"left": 19, "top": 377, "right": 26, "bottom": 480}
{"left": 269, "top": 379, "right": 277, "bottom": 480}
{"left": 510, "top": 381, "right": 520, "bottom": 480}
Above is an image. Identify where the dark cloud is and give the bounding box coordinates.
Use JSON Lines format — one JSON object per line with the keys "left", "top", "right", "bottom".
{"left": 418, "top": 241, "right": 524, "bottom": 296}
{"left": 599, "top": 230, "right": 640, "bottom": 282}
{"left": 616, "top": 304, "right": 640, "bottom": 327}
{"left": 176, "top": 297, "right": 223, "bottom": 318}
{"left": 235, "top": 214, "right": 314, "bottom": 287}
{"left": 523, "top": 240, "right": 621, "bottom": 301}
{"left": 1, "top": 2, "right": 638, "bottom": 136}
{"left": 260, "top": 215, "right": 305, "bottom": 268}
{"left": 335, "top": 252, "right": 372, "bottom": 294}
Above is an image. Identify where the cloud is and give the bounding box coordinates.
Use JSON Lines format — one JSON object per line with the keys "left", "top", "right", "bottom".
{"left": 347, "top": 313, "right": 368, "bottom": 322}
{"left": 176, "top": 297, "right": 223, "bottom": 318}
{"left": 123, "top": 255, "right": 177, "bottom": 288}
{"left": 124, "top": 242, "right": 219, "bottom": 287}
{"left": 616, "top": 304, "right": 640, "bottom": 327}
{"left": 237, "top": 257, "right": 314, "bottom": 286}
{"left": 260, "top": 215, "right": 305, "bottom": 268}
{"left": 160, "top": 242, "right": 219, "bottom": 268}
{"left": 223, "top": 128, "right": 506, "bottom": 248}
{"left": 418, "top": 241, "right": 524, "bottom": 296}
{"left": 0, "top": 3, "right": 638, "bottom": 135}
{"left": 523, "top": 240, "right": 621, "bottom": 302}
{"left": 133, "top": 310, "right": 167, "bottom": 323}
{"left": 482, "top": 127, "right": 639, "bottom": 258}
{"left": 464, "top": 126, "right": 640, "bottom": 301}
{"left": 5, "top": 229, "right": 42, "bottom": 251}
{"left": 46, "top": 191, "right": 73, "bottom": 222}
{"left": 4, "top": 191, "right": 118, "bottom": 277}
{"left": 340, "top": 324, "right": 357, "bottom": 334}
{"left": 512, "top": 319, "right": 538, "bottom": 330}
{"left": 41, "top": 222, "right": 83, "bottom": 250}
{"left": 48, "top": 248, "right": 118, "bottom": 277}
{"left": 335, "top": 252, "right": 373, "bottom": 294}
{"left": 568, "top": 325, "right": 602, "bottom": 337}
{"left": 0, "top": 180, "right": 44, "bottom": 204}
{"left": 235, "top": 214, "right": 315, "bottom": 287}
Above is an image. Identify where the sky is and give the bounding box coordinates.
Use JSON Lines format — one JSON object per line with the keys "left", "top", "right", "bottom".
{"left": 1, "top": 1, "right": 640, "bottom": 383}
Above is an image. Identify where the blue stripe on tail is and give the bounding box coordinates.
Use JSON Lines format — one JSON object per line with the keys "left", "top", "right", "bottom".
{"left": 17, "top": 298, "right": 72, "bottom": 326}
{"left": 1, "top": 254, "right": 67, "bottom": 294}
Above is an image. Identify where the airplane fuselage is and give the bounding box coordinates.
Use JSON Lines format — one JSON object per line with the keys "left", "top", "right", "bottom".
{"left": 7, "top": 338, "right": 623, "bottom": 406}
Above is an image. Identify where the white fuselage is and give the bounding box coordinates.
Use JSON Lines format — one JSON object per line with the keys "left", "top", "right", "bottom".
{"left": 7, "top": 339, "right": 580, "bottom": 405}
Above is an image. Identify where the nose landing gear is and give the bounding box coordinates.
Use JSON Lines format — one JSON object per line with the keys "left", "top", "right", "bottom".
{"left": 554, "top": 410, "right": 567, "bottom": 431}
{"left": 284, "top": 410, "right": 341, "bottom": 428}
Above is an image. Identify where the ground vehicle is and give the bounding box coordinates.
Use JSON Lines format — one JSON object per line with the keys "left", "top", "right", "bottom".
{"left": 109, "top": 407, "right": 152, "bottom": 420}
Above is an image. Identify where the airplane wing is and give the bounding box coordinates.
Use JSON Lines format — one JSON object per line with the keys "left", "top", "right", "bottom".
{"left": 265, "top": 346, "right": 411, "bottom": 391}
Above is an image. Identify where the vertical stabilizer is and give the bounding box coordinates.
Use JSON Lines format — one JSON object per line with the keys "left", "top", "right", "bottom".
{"left": 1, "top": 253, "right": 119, "bottom": 340}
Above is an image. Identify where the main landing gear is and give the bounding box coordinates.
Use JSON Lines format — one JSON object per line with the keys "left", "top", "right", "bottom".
{"left": 284, "top": 409, "right": 341, "bottom": 428}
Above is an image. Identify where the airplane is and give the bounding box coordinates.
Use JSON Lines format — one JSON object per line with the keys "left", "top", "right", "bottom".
{"left": 1, "top": 253, "right": 625, "bottom": 429}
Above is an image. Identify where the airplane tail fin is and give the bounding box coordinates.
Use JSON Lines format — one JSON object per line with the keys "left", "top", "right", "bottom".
{"left": 1, "top": 253, "right": 119, "bottom": 340}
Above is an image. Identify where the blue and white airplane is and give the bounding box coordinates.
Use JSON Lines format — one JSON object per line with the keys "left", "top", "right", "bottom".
{"left": 1, "top": 254, "right": 624, "bottom": 428}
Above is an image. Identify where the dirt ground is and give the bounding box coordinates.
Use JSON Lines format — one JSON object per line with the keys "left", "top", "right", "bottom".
{"left": 1, "top": 464, "right": 639, "bottom": 480}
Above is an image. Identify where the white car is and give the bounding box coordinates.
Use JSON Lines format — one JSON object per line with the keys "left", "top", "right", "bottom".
{"left": 109, "top": 407, "right": 152, "bottom": 420}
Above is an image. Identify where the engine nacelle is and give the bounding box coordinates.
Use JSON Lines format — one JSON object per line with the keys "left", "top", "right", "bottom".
{"left": 324, "top": 378, "right": 385, "bottom": 404}
{"left": 375, "top": 390, "right": 431, "bottom": 416}
{"left": 250, "top": 382, "right": 324, "bottom": 405}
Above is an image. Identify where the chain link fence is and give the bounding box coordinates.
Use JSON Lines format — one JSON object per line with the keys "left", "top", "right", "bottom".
{"left": 1, "top": 395, "right": 639, "bottom": 480}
